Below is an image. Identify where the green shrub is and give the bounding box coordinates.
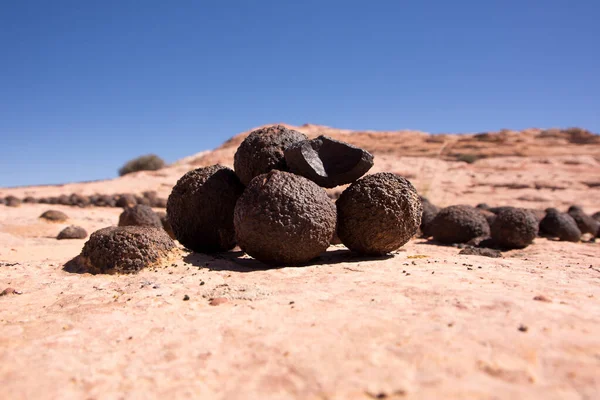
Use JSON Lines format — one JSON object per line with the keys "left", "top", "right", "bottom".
{"left": 118, "top": 154, "right": 166, "bottom": 176}
{"left": 456, "top": 153, "right": 480, "bottom": 164}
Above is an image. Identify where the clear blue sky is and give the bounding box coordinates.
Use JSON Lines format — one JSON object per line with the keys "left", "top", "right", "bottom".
{"left": 1, "top": 1, "right": 599, "bottom": 187}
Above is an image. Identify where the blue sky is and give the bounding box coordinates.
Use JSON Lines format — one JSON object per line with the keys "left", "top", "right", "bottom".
{"left": 1, "top": 1, "right": 599, "bottom": 187}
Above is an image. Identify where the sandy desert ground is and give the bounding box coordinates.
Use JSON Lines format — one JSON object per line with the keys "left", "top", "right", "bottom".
{"left": 1, "top": 124, "right": 599, "bottom": 399}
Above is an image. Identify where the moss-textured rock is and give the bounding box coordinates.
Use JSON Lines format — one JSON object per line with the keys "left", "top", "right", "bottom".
{"left": 429, "top": 205, "right": 490, "bottom": 244}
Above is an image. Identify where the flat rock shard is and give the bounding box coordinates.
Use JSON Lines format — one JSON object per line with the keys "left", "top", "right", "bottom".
{"left": 284, "top": 135, "right": 374, "bottom": 188}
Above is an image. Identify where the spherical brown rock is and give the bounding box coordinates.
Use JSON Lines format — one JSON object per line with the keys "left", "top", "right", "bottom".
{"left": 57, "top": 225, "right": 88, "bottom": 240}
{"left": 429, "top": 205, "right": 491, "bottom": 244}
{"left": 420, "top": 197, "right": 439, "bottom": 238}
{"left": 234, "top": 170, "right": 336, "bottom": 264}
{"left": 540, "top": 208, "right": 581, "bottom": 242}
{"left": 118, "top": 205, "right": 162, "bottom": 229}
{"left": 167, "top": 165, "right": 245, "bottom": 253}
{"left": 116, "top": 193, "right": 137, "bottom": 208}
{"left": 568, "top": 206, "right": 600, "bottom": 236}
{"left": 233, "top": 125, "right": 308, "bottom": 185}
{"left": 39, "top": 210, "right": 69, "bottom": 222}
{"left": 593, "top": 211, "right": 600, "bottom": 222}
{"left": 5, "top": 196, "right": 21, "bottom": 207}
{"left": 336, "top": 173, "right": 422, "bottom": 255}
{"left": 490, "top": 207, "right": 538, "bottom": 249}
{"left": 79, "top": 226, "right": 175, "bottom": 274}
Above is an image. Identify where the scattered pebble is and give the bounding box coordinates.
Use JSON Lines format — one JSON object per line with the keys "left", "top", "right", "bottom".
{"left": 209, "top": 297, "right": 228, "bottom": 306}
{"left": 533, "top": 295, "right": 551, "bottom": 302}
{"left": 183, "top": 294, "right": 190, "bottom": 301}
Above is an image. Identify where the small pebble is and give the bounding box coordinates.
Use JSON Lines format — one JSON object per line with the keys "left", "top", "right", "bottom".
{"left": 183, "top": 294, "right": 190, "bottom": 301}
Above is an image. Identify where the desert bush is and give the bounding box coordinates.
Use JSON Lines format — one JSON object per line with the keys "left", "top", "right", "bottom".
{"left": 118, "top": 154, "right": 166, "bottom": 176}
{"left": 456, "top": 153, "right": 481, "bottom": 164}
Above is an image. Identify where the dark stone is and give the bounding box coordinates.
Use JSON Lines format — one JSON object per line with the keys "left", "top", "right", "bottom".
{"left": 284, "top": 136, "right": 374, "bottom": 188}
{"left": 5, "top": 196, "right": 21, "bottom": 207}
{"left": 39, "top": 210, "right": 69, "bottom": 222}
{"left": 135, "top": 195, "right": 151, "bottom": 206}
{"left": 234, "top": 170, "right": 336, "bottom": 265}
{"left": 93, "top": 195, "right": 116, "bottom": 207}
{"left": 156, "top": 211, "right": 175, "bottom": 239}
{"left": 69, "top": 194, "right": 91, "bottom": 207}
{"left": 118, "top": 205, "right": 163, "bottom": 229}
{"left": 336, "top": 173, "right": 421, "bottom": 255}
{"left": 476, "top": 203, "right": 490, "bottom": 210}
{"left": 116, "top": 194, "right": 137, "bottom": 208}
{"left": 79, "top": 226, "right": 175, "bottom": 274}
{"left": 539, "top": 208, "right": 581, "bottom": 242}
{"left": 420, "top": 197, "right": 439, "bottom": 238}
{"left": 233, "top": 125, "right": 307, "bottom": 185}
{"left": 57, "top": 225, "right": 88, "bottom": 240}
{"left": 168, "top": 165, "right": 245, "bottom": 253}
{"left": 568, "top": 206, "right": 600, "bottom": 236}
{"left": 488, "top": 206, "right": 513, "bottom": 215}
{"left": 57, "top": 194, "right": 71, "bottom": 206}
{"left": 23, "top": 196, "right": 37, "bottom": 204}
{"left": 592, "top": 211, "right": 600, "bottom": 222}
{"left": 459, "top": 246, "right": 502, "bottom": 258}
{"left": 490, "top": 207, "right": 538, "bottom": 249}
{"left": 429, "top": 205, "right": 490, "bottom": 244}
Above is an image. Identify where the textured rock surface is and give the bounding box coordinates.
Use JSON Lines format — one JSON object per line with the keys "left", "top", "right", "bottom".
{"left": 539, "top": 209, "right": 582, "bottom": 242}
{"left": 490, "top": 207, "right": 539, "bottom": 249}
{"left": 284, "top": 135, "right": 374, "bottom": 188}
{"left": 234, "top": 170, "right": 336, "bottom": 265}
{"left": 167, "top": 165, "right": 244, "bottom": 253}
{"left": 336, "top": 173, "right": 422, "bottom": 255}
{"left": 458, "top": 246, "right": 502, "bottom": 258}
{"left": 79, "top": 226, "right": 175, "bottom": 274}
{"left": 429, "top": 205, "right": 491, "bottom": 244}
{"left": 233, "top": 125, "right": 308, "bottom": 185}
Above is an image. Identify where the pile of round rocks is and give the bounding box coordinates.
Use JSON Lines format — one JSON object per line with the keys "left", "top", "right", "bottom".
{"left": 164, "top": 125, "right": 423, "bottom": 266}
{"left": 419, "top": 200, "right": 599, "bottom": 250}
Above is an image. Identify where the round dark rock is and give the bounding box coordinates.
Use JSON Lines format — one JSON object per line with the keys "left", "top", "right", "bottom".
{"left": 93, "top": 195, "right": 116, "bottom": 207}
{"left": 336, "top": 173, "right": 422, "bottom": 255}
{"left": 79, "top": 226, "right": 175, "bottom": 274}
{"left": 429, "top": 205, "right": 491, "bottom": 244}
{"left": 476, "top": 203, "right": 490, "bottom": 210}
{"left": 156, "top": 211, "right": 175, "bottom": 239}
{"left": 568, "top": 206, "right": 600, "bottom": 236}
{"left": 539, "top": 208, "right": 581, "bottom": 242}
{"left": 490, "top": 207, "right": 538, "bottom": 249}
{"left": 23, "top": 196, "right": 37, "bottom": 204}
{"left": 69, "top": 194, "right": 91, "bottom": 207}
{"left": 39, "top": 210, "right": 69, "bottom": 222}
{"left": 118, "top": 204, "right": 162, "bottom": 229}
{"left": 233, "top": 125, "right": 307, "bottom": 185}
{"left": 5, "top": 196, "right": 21, "bottom": 207}
{"left": 168, "top": 165, "right": 245, "bottom": 253}
{"left": 284, "top": 135, "right": 374, "bottom": 188}
{"left": 420, "top": 197, "right": 439, "bottom": 238}
{"left": 234, "top": 170, "right": 336, "bottom": 264}
{"left": 116, "top": 193, "right": 137, "bottom": 208}
{"left": 592, "top": 211, "right": 600, "bottom": 222}
{"left": 57, "top": 225, "right": 88, "bottom": 240}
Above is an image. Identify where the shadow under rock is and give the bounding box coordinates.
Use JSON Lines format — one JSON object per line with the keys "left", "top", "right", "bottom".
{"left": 183, "top": 247, "right": 394, "bottom": 273}
{"left": 62, "top": 256, "right": 88, "bottom": 274}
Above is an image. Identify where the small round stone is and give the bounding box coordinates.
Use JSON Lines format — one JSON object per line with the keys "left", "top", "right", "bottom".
{"left": 336, "top": 173, "right": 422, "bottom": 255}
{"left": 5, "top": 196, "right": 21, "bottom": 207}
{"left": 568, "top": 206, "right": 600, "bottom": 236}
{"left": 167, "top": 165, "right": 245, "bottom": 253}
{"left": 490, "top": 207, "right": 538, "bottom": 249}
{"left": 429, "top": 205, "right": 490, "bottom": 244}
{"left": 39, "top": 210, "right": 69, "bottom": 222}
{"left": 234, "top": 170, "right": 336, "bottom": 265}
{"left": 539, "top": 208, "right": 581, "bottom": 242}
{"left": 57, "top": 225, "right": 88, "bottom": 240}
{"left": 420, "top": 197, "right": 439, "bottom": 238}
{"left": 116, "top": 193, "right": 137, "bottom": 208}
{"left": 118, "top": 204, "right": 163, "bottom": 229}
{"left": 233, "top": 125, "right": 308, "bottom": 185}
{"left": 79, "top": 226, "right": 175, "bottom": 274}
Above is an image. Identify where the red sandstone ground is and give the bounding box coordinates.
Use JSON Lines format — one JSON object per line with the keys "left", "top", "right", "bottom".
{"left": 1, "top": 124, "right": 599, "bottom": 399}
